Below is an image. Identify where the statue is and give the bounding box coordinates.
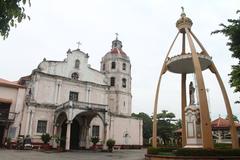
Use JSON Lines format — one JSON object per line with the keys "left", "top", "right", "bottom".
{"left": 189, "top": 81, "right": 195, "bottom": 105}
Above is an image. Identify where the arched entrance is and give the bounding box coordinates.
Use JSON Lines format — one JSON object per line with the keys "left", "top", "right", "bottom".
{"left": 54, "top": 103, "right": 107, "bottom": 150}
{"left": 55, "top": 112, "right": 67, "bottom": 149}
{"left": 55, "top": 110, "right": 105, "bottom": 150}
{"left": 69, "top": 111, "right": 102, "bottom": 149}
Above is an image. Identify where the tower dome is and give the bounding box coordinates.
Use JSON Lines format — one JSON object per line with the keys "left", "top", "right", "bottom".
{"left": 104, "top": 33, "right": 129, "bottom": 58}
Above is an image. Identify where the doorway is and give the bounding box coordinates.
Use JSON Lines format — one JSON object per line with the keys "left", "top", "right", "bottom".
{"left": 70, "top": 119, "right": 80, "bottom": 149}
{"left": 0, "top": 102, "right": 10, "bottom": 147}
{"left": 0, "top": 125, "right": 5, "bottom": 147}
{"left": 60, "top": 121, "right": 67, "bottom": 148}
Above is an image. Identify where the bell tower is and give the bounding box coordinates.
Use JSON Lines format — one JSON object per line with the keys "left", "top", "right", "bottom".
{"left": 101, "top": 34, "right": 132, "bottom": 116}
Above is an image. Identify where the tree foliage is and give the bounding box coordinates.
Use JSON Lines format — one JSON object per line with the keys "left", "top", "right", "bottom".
{"left": 132, "top": 111, "right": 181, "bottom": 145}
{"left": 226, "top": 114, "right": 239, "bottom": 122}
{"left": 156, "top": 110, "right": 177, "bottom": 145}
{"left": 157, "top": 110, "right": 176, "bottom": 121}
{"left": 0, "top": 0, "right": 31, "bottom": 39}
{"left": 212, "top": 10, "right": 240, "bottom": 103}
{"left": 132, "top": 112, "right": 152, "bottom": 144}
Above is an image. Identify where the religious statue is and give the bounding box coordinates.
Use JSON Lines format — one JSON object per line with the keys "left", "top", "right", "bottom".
{"left": 189, "top": 81, "right": 195, "bottom": 105}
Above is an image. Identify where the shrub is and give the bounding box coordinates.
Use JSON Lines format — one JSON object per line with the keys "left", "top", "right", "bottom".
{"left": 54, "top": 136, "right": 61, "bottom": 145}
{"left": 106, "top": 139, "right": 115, "bottom": 152}
{"left": 214, "top": 143, "right": 232, "bottom": 149}
{"left": 175, "top": 148, "right": 240, "bottom": 156}
{"left": 91, "top": 137, "right": 99, "bottom": 145}
{"left": 147, "top": 147, "right": 177, "bottom": 154}
{"left": 107, "top": 139, "right": 115, "bottom": 147}
{"left": 41, "top": 133, "right": 52, "bottom": 144}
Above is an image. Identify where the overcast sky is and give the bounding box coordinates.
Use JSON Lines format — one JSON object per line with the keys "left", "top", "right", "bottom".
{"left": 0, "top": 0, "right": 240, "bottom": 120}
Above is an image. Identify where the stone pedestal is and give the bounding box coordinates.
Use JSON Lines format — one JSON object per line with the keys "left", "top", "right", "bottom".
{"left": 185, "top": 105, "right": 203, "bottom": 148}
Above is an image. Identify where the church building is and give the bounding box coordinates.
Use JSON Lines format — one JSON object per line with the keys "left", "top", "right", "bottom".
{"left": 0, "top": 37, "right": 143, "bottom": 150}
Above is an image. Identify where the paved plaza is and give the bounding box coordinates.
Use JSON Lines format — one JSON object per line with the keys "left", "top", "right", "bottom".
{"left": 0, "top": 149, "right": 146, "bottom": 160}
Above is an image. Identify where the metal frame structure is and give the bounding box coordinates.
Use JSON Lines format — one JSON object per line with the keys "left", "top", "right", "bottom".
{"left": 152, "top": 8, "right": 239, "bottom": 149}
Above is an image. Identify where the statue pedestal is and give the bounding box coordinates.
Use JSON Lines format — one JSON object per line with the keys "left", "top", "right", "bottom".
{"left": 184, "top": 104, "right": 203, "bottom": 148}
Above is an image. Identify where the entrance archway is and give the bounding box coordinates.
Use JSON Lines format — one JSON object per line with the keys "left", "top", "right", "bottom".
{"left": 55, "top": 109, "right": 106, "bottom": 150}
{"left": 69, "top": 111, "right": 104, "bottom": 149}
{"left": 55, "top": 112, "right": 67, "bottom": 148}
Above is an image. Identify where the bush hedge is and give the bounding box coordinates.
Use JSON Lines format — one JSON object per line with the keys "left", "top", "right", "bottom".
{"left": 147, "top": 147, "right": 177, "bottom": 154}
{"left": 175, "top": 148, "right": 240, "bottom": 156}
{"left": 214, "top": 143, "right": 232, "bottom": 149}
{"left": 148, "top": 147, "right": 240, "bottom": 157}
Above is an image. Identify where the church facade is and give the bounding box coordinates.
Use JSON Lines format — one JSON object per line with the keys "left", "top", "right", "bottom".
{"left": 0, "top": 38, "right": 143, "bottom": 150}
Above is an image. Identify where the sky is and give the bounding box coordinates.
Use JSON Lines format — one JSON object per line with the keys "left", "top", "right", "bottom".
{"left": 0, "top": 0, "right": 240, "bottom": 120}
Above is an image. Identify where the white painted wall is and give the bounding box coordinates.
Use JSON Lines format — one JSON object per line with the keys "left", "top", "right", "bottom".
{"left": 33, "top": 73, "right": 108, "bottom": 106}
{"left": 38, "top": 49, "right": 106, "bottom": 85}
{"left": 109, "top": 116, "right": 143, "bottom": 145}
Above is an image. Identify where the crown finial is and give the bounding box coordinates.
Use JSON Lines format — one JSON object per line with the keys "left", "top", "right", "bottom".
{"left": 176, "top": 7, "right": 193, "bottom": 32}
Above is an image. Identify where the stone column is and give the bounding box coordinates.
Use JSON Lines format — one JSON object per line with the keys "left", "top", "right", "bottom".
{"left": 103, "top": 124, "right": 108, "bottom": 150}
{"left": 52, "top": 125, "right": 58, "bottom": 148}
{"left": 26, "top": 107, "right": 34, "bottom": 136}
{"left": 65, "top": 121, "right": 72, "bottom": 150}
{"left": 29, "top": 109, "right": 34, "bottom": 136}
{"left": 79, "top": 126, "right": 85, "bottom": 148}
{"left": 85, "top": 126, "right": 90, "bottom": 149}
{"left": 25, "top": 108, "right": 31, "bottom": 135}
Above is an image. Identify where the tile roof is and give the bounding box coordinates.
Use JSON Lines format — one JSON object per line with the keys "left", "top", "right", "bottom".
{"left": 0, "top": 78, "right": 25, "bottom": 88}
{"left": 211, "top": 117, "right": 240, "bottom": 128}
{"left": 110, "top": 48, "right": 127, "bottom": 56}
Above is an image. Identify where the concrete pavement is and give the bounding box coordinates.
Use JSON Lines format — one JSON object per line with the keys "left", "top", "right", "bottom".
{"left": 0, "top": 149, "right": 146, "bottom": 160}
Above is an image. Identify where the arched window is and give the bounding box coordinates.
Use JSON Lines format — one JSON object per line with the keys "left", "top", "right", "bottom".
{"left": 122, "top": 78, "right": 127, "bottom": 88}
{"left": 110, "top": 77, "right": 115, "bottom": 86}
{"left": 75, "top": 59, "right": 80, "bottom": 69}
{"left": 122, "top": 63, "right": 126, "bottom": 70}
{"left": 71, "top": 72, "right": 79, "bottom": 80}
{"left": 111, "top": 62, "right": 116, "bottom": 69}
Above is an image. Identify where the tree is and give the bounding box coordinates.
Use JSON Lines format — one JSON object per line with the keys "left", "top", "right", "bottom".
{"left": 156, "top": 110, "right": 177, "bottom": 145}
{"left": 0, "top": 0, "right": 31, "bottom": 39}
{"left": 157, "top": 110, "right": 176, "bottom": 121}
{"left": 175, "top": 119, "right": 182, "bottom": 129}
{"left": 132, "top": 112, "right": 152, "bottom": 145}
{"left": 226, "top": 114, "right": 239, "bottom": 122}
{"left": 212, "top": 10, "right": 240, "bottom": 103}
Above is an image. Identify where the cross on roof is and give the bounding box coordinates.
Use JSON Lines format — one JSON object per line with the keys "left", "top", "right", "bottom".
{"left": 76, "top": 41, "right": 81, "bottom": 49}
